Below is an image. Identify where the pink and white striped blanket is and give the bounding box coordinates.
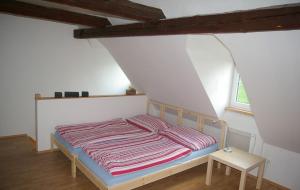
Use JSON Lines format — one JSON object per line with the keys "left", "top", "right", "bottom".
{"left": 82, "top": 134, "right": 192, "bottom": 176}
{"left": 56, "top": 118, "right": 151, "bottom": 148}
{"left": 127, "top": 114, "right": 169, "bottom": 133}
{"left": 160, "top": 126, "right": 217, "bottom": 151}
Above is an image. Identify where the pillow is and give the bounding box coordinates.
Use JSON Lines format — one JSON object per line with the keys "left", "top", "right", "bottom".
{"left": 160, "top": 126, "right": 217, "bottom": 151}
{"left": 127, "top": 114, "right": 169, "bottom": 133}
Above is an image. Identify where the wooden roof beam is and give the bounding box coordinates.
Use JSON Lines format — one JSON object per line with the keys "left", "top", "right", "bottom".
{"left": 44, "top": 0, "right": 166, "bottom": 21}
{"left": 0, "top": 1, "right": 111, "bottom": 27}
{"left": 74, "top": 3, "right": 300, "bottom": 38}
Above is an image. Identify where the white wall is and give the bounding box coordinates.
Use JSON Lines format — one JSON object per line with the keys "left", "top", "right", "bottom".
{"left": 0, "top": 14, "right": 130, "bottom": 139}
{"left": 100, "top": 36, "right": 217, "bottom": 116}
{"left": 186, "top": 35, "right": 234, "bottom": 116}
{"left": 101, "top": 34, "right": 235, "bottom": 118}
{"left": 262, "top": 143, "right": 300, "bottom": 190}
{"left": 37, "top": 95, "right": 147, "bottom": 151}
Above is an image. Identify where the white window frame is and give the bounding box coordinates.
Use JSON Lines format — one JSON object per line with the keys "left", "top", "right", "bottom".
{"left": 230, "top": 70, "right": 251, "bottom": 111}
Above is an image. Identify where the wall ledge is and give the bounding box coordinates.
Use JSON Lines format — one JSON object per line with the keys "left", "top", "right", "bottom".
{"left": 225, "top": 107, "right": 254, "bottom": 116}
{"left": 34, "top": 93, "right": 146, "bottom": 101}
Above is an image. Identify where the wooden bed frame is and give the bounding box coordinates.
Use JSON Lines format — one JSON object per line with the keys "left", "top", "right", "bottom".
{"left": 50, "top": 134, "right": 77, "bottom": 178}
{"left": 51, "top": 99, "right": 228, "bottom": 190}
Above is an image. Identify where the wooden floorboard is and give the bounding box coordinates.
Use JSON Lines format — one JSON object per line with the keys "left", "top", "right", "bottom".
{"left": 0, "top": 136, "right": 285, "bottom": 190}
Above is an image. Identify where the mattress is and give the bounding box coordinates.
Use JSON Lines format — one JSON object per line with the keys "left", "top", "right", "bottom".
{"left": 54, "top": 132, "right": 82, "bottom": 154}
{"left": 78, "top": 143, "right": 218, "bottom": 187}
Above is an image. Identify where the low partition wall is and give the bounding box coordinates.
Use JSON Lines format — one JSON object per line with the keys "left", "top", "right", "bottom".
{"left": 36, "top": 94, "right": 147, "bottom": 151}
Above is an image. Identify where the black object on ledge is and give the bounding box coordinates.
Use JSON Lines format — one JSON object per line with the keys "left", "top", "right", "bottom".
{"left": 82, "top": 91, "right": 89, "bottom": 97}
{"left": 54, "top": 92, "right": 62, "bottom": 98}
{"left": 64, "top": 91, "right": 79, "bottom": 98}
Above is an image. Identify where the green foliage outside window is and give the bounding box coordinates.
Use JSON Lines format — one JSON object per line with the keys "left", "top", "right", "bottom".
{"left": 236, "top": 78, "right": 249, "bottom": 104}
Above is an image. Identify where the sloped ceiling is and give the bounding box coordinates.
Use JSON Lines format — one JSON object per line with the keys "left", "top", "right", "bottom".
{"left": 218, "top": 31, "right": 300, "bottom": 153}
{"left": 100, "top": 35, "right": 228, "bottom": 116}
{"left": 111, "top": 0, "right": 300, "bottom": 25}
{"left": 186, "top": 35, "right": 234, "bottom": 117}
{"left": 100, "top": 35, "right": 233, "bottom": 117}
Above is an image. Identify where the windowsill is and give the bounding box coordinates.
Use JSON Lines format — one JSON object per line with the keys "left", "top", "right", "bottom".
{"left": 225, "top": 107, "right": 254, "bottom": 116}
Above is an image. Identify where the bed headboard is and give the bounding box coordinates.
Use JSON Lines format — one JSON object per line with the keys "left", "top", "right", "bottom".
{"left": 147, "top": 99, "right": 228, "bottom": 149}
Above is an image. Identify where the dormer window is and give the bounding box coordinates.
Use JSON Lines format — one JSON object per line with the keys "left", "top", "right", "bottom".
{"left": 231, "top": 70, "right": 251, "bottom": 111}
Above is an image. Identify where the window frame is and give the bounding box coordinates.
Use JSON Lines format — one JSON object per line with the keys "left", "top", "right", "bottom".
{"left": 230, "top": 70, "right": 251, "bottom": 111}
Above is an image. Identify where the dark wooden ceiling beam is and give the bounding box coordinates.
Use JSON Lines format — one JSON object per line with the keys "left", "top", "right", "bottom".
{"left": 44, "top": 0, "right": 166, "bottom": 21}
{"left": 0, "top": 1, "right": 111, "bottom": 27}
{"left": 74, "top": 3, "right": 300, "bottom": 38}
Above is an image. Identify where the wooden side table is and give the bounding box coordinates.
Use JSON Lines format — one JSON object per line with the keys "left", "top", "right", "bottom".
{"left": 206, "top": 147, "right": 266, "bottom": 190}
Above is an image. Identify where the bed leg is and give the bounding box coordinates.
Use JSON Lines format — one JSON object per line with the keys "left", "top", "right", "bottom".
{"left": 50, "top": 135, "right": 54, "bottom": 152}
{"left": 71, "top": 156, "right": 77, "bottom": 178}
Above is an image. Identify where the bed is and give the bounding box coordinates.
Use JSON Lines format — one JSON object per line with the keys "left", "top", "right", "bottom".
{"left": 51, "top": 118, "right": 152, "bottom": 177}
{"left": 51, "top": 99, "right": 227, "bottom": 190}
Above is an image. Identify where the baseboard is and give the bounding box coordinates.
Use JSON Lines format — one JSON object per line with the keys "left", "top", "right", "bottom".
{"left": 37, "top": 148, "right": 59, "bottom": 154}
{"left": 27, "top": 135, "right": 37, "bottom": 151}
{"left": 248, "top": 174, "right": 290, "bottom": 190}
{"left": 0, "top": 134, "right": 27, "bottom": 139}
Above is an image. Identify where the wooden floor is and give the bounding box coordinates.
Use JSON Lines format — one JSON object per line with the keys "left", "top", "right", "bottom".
{"left": 0, "top": 136, "right": 285, "bottom": 190}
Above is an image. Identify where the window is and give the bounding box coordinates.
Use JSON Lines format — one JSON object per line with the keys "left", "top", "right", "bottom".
{"left": 231, "top": 71, "right": 251, "bottom": 110}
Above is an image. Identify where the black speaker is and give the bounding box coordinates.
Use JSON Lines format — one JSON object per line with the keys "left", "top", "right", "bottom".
{"left": 54, "top": 92, "right": 62, "bottom": 98}
{"left": 64, "top": 91, "right": 79, "bottom": 97}
{"left": 82, "top": 91, "right": 89, "bottom": 97}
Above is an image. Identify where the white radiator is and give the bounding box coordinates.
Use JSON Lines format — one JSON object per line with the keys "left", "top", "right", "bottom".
{"left": 225, "top": 128, "right": 256, "bottom": 153}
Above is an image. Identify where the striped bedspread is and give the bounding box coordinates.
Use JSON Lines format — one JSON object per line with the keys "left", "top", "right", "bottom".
{"left": 56, "top": 118, "right": 151, "bottom": 148}
{"left": 82, "top": 134, "right": 192, "bottom": 176}
{"left": 160, "top": 126, "right": 217, "bottom": 151}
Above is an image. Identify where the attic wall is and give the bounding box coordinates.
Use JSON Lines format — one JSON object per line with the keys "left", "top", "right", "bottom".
{"left": 100, "top": 35, "right": 232, "bottom": 117}
{"left": 0, "top": 14, "right": 130, "bottom": 139}
{"left": 186, "top": 35, "right": 234, "bottom": 116}
{"left": 218, "top": 30, "right": 300, "bottom": 153}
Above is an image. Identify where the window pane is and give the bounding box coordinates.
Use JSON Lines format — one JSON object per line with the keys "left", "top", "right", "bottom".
{"left": 236, "top": 78, "right": 249, "bottom": 104}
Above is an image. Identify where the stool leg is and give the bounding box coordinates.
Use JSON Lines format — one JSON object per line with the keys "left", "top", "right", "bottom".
{"left": 239, "top": 170, "right": 247, "bottom": 190}
{"left": 256, "top": 161, "right": 265, "bottom": 189}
